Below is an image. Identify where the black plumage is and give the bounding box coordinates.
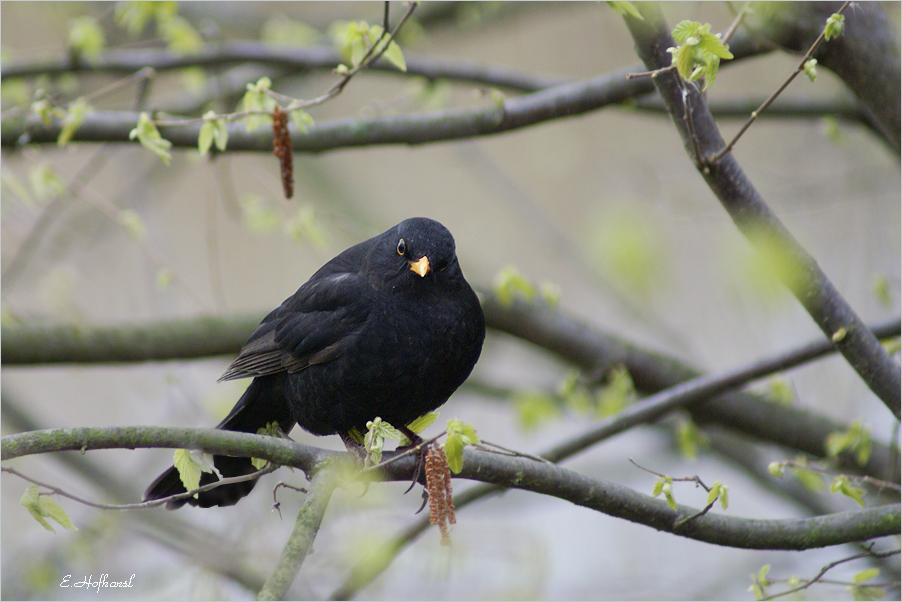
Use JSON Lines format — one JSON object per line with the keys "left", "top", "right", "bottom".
{"left": 144, "top": 217, "right": 485, "bottom": 508}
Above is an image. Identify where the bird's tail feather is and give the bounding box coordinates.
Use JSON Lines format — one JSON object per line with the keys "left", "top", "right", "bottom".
{"left": 143, "top": 374, "right": 294, "bottom": 509}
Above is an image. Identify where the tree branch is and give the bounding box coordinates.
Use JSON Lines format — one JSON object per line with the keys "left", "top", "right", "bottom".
{"left": 622, "top": 3, "right": 901, "bottom": 419}
{"left": 0, "top": 31, "right": 769, "bottom": 94}
{"left": 4, "top": 297, "right": 899, "bottom": 478}
{"left": 257, "top": 468, "right": 339, "bottom": 601}
{"left": 2, "top": 425, "right": 898, "bottom": 551}
{"left": 0, "top": 31, "right": 773, "bottom": 152}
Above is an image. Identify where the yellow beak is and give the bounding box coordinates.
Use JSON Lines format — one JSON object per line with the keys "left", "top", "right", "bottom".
{"left": 408, "top": 255, "right": 431, "bottom": 277}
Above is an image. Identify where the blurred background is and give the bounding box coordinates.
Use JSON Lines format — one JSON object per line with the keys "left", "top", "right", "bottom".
{"left": 2, "top": 2, "right": 899, "bottom": 600}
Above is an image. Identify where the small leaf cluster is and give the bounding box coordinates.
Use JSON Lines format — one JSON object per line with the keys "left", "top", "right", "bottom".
{"left": 444, "top": 419, "right": 479, "bottom": 474}
{"left": 824, "top": 13, "right": 845, "bottom": 41}
{"left": 493, "top": 266, "right": 560, "bottom": 307}
{"left": 362, "top": 413, "right": 439, "bottom": 465}
{"left": 675, "top": 418, "right": 710, "bottom": 460}
{"left": 330, "top": 21, "right": 407, "bottom": 72}
{"left": 515, "top": 366, "right": 636, "bottom": 430}
{"left": 825, "top": 419, "right": 872, "bottom": 466}
{"left": 20, "top": 484, "right": 78, "bottom": 533}
{"left": 748, "top": 564, "right": 772, "bottom": 600}
{"left": 829, "top": 475, "right": 867, "bottom": 507}
{"left": 652, "top": 475, "right": 678, "bottom": 510}
{"left": 250, "top": 421, "right": 284, "bottom": 470}
{"left": 67, "top": 16, "right": 106, "bottom": 60}
{"left": 115, "top": 1, "right": 202, "bottom": 55}
{"left": 667, "top": 20, "right": 734, "bottom": 90}
{"left": 848, "top": 569, "right": 884, "bottom": 601}
{"left": 173, "top": 448, "right": 217, "bottom": 497}
{"left": 129, "top": 112, "right": 172, "bottom": 164}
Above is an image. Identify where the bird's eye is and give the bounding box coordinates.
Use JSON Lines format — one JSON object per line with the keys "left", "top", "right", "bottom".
{"left": 396, "top": 239, "right": 406, "bottom": 256}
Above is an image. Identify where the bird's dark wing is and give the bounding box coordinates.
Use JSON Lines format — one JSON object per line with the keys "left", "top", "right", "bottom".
{"left": 219, "top": 269, "right": 372, "bottom": 381}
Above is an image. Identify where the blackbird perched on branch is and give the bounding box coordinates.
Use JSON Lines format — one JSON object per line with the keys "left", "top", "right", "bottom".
{"left": 144, "top": 217, "right": 485, "bottom": 508}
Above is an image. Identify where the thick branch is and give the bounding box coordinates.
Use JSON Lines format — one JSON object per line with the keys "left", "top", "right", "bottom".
{"left": 623, "top": 3, "right": 901, "bottom": 418}
{"left": 2, "top": 425, "right": 898, "bottom": 550}
{"left": 0, "top": 34, "right": 768, "bottom": 93}
{"left": 0, "top": 43, "right": 568, "bottom": 91}
{"left": 4, "top": 298, "right": 899, "bottom": 478}
{"left": 0, "top": 33, "right": 773, "bottom": 152}
{"left": 0, "top": 71, "right": 646, "bottom": 151}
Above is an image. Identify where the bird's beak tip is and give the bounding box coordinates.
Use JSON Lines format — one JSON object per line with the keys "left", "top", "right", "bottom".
{"left": 409, "top": 256, "right": 431, "bottom": 277}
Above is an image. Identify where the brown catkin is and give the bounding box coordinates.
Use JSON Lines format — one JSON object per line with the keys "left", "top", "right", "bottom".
{"left": 271, "top": 106, "right": 294, "bottom": 199}
{"left": 425, "top": 444, "right": 455, "bottom": 545}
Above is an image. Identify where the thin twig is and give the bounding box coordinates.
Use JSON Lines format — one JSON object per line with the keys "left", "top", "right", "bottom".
{"left": 625, "top": 65, "right": 677, "bottom": 80}
{"left": 2, "top": 464, "right": 277, "bottom": 510}
{"left": 475, "top": 439, "right": 553, "bottom": 464}
{"left": 775, "top": 461, "right": 902, "bottom": 492}
{"left": 760, "top": 545, "right": 900, "bottom": 601}
{"left": 722, "top": 1, "right": 753, "bottom": 44}
{"left": 710, "top": 1, "right": 852, "bottom": 163}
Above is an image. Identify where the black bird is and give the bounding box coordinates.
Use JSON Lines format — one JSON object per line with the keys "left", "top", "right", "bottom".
{"left": 144, "top": 217, "right": 485, "bottom": 508}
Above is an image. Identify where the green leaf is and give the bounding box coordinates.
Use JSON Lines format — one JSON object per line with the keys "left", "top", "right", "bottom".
{"left": 159, "top": 15, "right": 204, "bottom": 55}
{"left": 284, "top": 205, "right": 328, "bottom": 247}
{"left": 380, "top": 39, "right": 407, "bottom": 72}
{"left": 239, "top": 195, "right": 281, "bottom": 234}
{"left": 515, "top": 391, "right": 561, "bottom": 429}
{"left": 241, "top": 77, "right": 276, "bottom": 132}
{"left": 606, "top": 1, "right": 643, "bottom": 20}
{"left": 445, "top": 419, "right": 479, "bottom": 473}
{"left": 407, "top": 412, "right": 439, "bottom": 434}
{"left": 364, "top": 417, "right": 404, "bottom": 464}
{"left": 199, "top": 111, "right": 228, "bottom": 155}
{"left": 852, "top": 569, "right": 879, "bottom": 584}
{"left": 118, "top": 209, "right": 146, "bottom": 240}
{"left": 289, "top": 108, "right": 314, "bottom": 132}
{"left": 58, "top": 97, "right": 91, "bottom": 147}
{"left": 872, "top": 274, "right": 893, "bottom": 307}
{"left": 128, "top": 112, "right": 172, "bottom": 164}
{"left": 767, "top": 461, "right": 785, "bottom": 478}
{"left": 830, "top": 475, "right": 867, "bottom": 507}
{"left": 39, "top": 496, "right": 78, "bottom": 531}
{"left": 748, "top": 565, "right": 771, "bottom": 600}
{"left": 115, "top": 1, "right": 177, "bottom": 36}
{"left": 668, "top": 21, "right": 732, "bottom": 90}
{"left": 260, "top": 17, "right": 320, "bottom": 47}
{"left": 445, "top": 432, "right": 464, "bottom": 474}
{"left": 493, "top": 266, "right": 537, "bottom": 306}
{"left": 672, "top": 20, "right": 699, "bottom": 43}
{"left": 21, "top": 484, "right": 79, "bottom": 533}
{"left": 173, "top": 448, "right": 211, "bottom": 497}
{"left": 698, "top": 33, "right": 733, "bottom": 60}
{"left": 68, "top": 16, "right": 106, "bottom": 60}
{"left": 794, "top": 467, "right": 825, "bottom": 492}
{"left": 596, "top": 366, "right": 636, "bottom": 417}
{"left": 803, "top": 58, "right": 818, "bottom": 82}
{"left": 675, "top": 418, "right": 709, "bottom": 460}
{"left": 156, "top": 267, "right": 173, "bottom": 289}
{"left": 652, "top": 476, "right": 677, "bottom": 510}
{"left": 825, "top": 420, "right": 872, "bottom": 466}
{"left": 29, "top": 165, "right": 65, "bottom": 202}
{"left": 824, "top": 13, "right": 844, "bottom": 41}
{"left": 198, "top": 114, "right": 215, "bottom": 156}
{"left": 768, "top": 377, "right": 795, "bottom": 404}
